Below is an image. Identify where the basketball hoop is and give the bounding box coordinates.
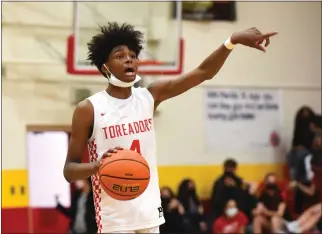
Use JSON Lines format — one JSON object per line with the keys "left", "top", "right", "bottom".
{"left": 66, "top": 2, "right": 184, "bottom": 76}
{"left": 66, "top": 35, "right": 184, "bottom": 76}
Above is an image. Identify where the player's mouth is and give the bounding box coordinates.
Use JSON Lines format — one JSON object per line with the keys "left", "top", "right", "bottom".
{"left": 124, "top": 67, "right": 136, "bottom": 77}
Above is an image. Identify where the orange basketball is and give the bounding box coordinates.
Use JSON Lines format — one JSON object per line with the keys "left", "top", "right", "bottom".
{"left": 99, "top": 149, "right": 150, "bottom": 201}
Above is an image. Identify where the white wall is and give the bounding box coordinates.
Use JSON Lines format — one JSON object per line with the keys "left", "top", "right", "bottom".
{"left": 183, "top": 2, "right": 321, "bottom": 88}
{"left": 2, "top": 2, "right": 321, "bottom": 169}
{"left": 155, "top": 87, "right": 321, "bottom": 165}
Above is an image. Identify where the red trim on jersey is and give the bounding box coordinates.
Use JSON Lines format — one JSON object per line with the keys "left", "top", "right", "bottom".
{"left": 88, "top": 139, "right": 102, "bottom": 233}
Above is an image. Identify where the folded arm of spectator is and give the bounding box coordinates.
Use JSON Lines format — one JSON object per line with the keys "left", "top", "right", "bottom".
{"left": 177, "top": 201, "right": 185, "bottom": 215}
{"left": 254, "top": 201, "right": 285, "bottom": 218}
{"left": 297, "top": 182, "right": 316, "bottom": 196}
{"left": 276, "top": 202, "right": 286, "bottom": 217}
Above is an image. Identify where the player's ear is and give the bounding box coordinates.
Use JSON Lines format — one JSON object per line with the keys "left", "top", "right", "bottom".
{"left": 101, "top": 64, "right": 111, "bottom": 78}
{"left": 101, "top": 64, "right": 108, "bottom": 73}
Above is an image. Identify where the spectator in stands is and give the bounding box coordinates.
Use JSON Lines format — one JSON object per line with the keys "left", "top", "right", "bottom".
{"left": 253, "top": 173, "right": 288, "bottom": 233}
{"left": 311, "top": 119, "right": 322, "bottom": 229}
{"left": 291, "top": 152, "right": 315, "bottom": 213}
{"left": 212, "top": 199, "right": 248, "bottom": 234}
{"left": 311, "top": 114, "right": 322, "bottom": 132}
{"left": 311, "top": 115, "right": 322, "bottom": 167}
{"left": 272, "top": 203, "right": 322, "bottom": 233}
{"left": 210, "top": 159, "right": 255, "bottom": 221}
{"left": 288, "top": 114, "right": 322, "bottom": 216}
{"left": 287, "top": 106, "right": 316, "bottom": 181}
{"left": 291, "top": 106, "right": 316, "bottom": 150}
{"left": 160, "top": 186, "right": 186, "bottom": 233}
{"left": 55, "top": 178, "right": 97, "bottom": 234}
{"left": 290, "top": 174, "right": 319, "bottom": 215}
{"left": 211, "top": 159, "right": 242, "bottom": 215}
{"left": 178, "top": 179, "right": 208, "bottom": 233}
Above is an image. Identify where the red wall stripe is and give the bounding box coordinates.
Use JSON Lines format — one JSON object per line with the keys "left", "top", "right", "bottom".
{"left": 2, "top": 208, "right": 29, "bottom": 233}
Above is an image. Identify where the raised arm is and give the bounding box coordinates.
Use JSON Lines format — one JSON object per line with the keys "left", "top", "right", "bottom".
{"left": 63, "top": 100, "right": 99, "bottom": 183}
{"left": 148, "top": 27, "right": 278, "bottom": 107}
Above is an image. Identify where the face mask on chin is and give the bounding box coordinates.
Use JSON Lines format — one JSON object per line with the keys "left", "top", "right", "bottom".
{"left": 103, "top": 64, "right": 141, "bottom": 88}
{"left": 226, "top": 207, "right": 238, "bottom": 217}
{"left": 266, "top": 183, "right": 278, "bottom": 191}
{"left": 162, "top": 197, "right": 171, "bottom": 204}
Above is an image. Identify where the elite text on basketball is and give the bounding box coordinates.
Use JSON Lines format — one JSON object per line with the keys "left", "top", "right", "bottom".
{"left": 112, "top": 184, "right": 140, "bottom": 193}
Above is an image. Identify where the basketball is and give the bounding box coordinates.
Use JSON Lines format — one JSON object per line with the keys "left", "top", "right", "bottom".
{"left": 99, "top": 149, "right": 150, "bottom": 201}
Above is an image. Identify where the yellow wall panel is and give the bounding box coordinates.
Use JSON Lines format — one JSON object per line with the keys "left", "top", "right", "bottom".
{"left": 1, "top": 165, "right": 283, "bottom": 208}
{"left": 2, "top": 170, "right": 29, "bottom": 208}
{"left": 158, "top": 163, "right": 284, "bottom": 199}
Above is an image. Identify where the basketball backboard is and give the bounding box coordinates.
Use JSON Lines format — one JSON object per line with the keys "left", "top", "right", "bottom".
{"left": 67, "top": 1, "right": 183, "bottom": 75}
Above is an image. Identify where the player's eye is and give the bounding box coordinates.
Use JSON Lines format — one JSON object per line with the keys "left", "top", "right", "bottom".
{"left": 131, "top": 54, "right": 137, "bottom": 59}
{"left": 116, "top": 55, "right": 124, "bottom": 60}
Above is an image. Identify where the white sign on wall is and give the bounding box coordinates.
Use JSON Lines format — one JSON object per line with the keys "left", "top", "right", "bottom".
{"left": 205, "top": 88, "right": 282, "bottom": 152}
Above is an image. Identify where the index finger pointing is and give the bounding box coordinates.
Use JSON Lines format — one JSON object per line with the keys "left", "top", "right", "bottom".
{"left": 260, "top": 31, "right": 279, "bottom": 39}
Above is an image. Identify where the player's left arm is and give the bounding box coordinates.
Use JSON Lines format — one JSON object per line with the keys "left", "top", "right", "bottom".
{"left": 148, "top": 27, "right": 278, "bottom": 107}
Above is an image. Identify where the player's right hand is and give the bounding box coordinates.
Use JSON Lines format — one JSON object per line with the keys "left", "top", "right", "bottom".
{"left": 90, "top": 147, "right": 124, "bottom": 174}
{"left": 101, "top": 147, "right": 123, "bottom": 159}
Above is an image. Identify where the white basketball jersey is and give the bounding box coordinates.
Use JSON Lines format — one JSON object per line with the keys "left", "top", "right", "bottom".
{"left": 87, "top": 87, "right": 165, "bottom": 233}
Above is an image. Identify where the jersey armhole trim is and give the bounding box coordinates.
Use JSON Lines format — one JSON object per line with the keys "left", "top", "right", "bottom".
{"left": 87, "top": 98, "right": 96, "bottom": 143}
{"left": 144, "top": 88, "right": 155, "bottom": 105}
{"left": 143, "top": 88, "right": 155, "bottom": 114}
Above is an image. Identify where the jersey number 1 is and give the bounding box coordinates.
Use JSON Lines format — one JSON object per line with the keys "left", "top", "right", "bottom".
{"left": 130, "top": 139, "right": 141, "bottom": 154}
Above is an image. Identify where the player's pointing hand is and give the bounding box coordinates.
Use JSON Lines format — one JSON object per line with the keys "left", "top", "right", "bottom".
{"left": 230, "top": 27, "right": 278, "bottom": 52}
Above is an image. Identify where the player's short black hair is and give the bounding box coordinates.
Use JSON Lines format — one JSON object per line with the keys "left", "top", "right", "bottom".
{"left": 87, "top": 22, "right": 144, "bottom": 76}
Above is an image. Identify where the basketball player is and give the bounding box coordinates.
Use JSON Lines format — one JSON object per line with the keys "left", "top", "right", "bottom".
{"left": 63, "top": 22, "right": 278, "bottom": 233}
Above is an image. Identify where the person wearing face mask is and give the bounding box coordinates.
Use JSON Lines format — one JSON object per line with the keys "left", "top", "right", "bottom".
{"left": 287, "top": 107, "right": 316, "bottom": 182}
{"left": 211, "top": 159, "right": 241, "bottom": 213}
{"left": 288, "top": 178, "right": 322, "bottom": 232}
{"left": 63, "top": 21, "right": 278, "bottom": 233}
{"left": 252, "top": 173, "right": 290, "bottom": 234}
{"left": 291, "top": 106, "right": 316, "bottom": 150}
{"left": 159, "top": 187, "right": 186, "bottom": 233}
{"left": 212, "top": 199, "right": 248, "bottom": 234}
{"left": 177, "top": 179, "right": 208, "bottom": 233}
{"left": 289, "top": 124, "right": 321, "bottom": 215}
{"left": 312, "top": 130, "right": 322, "bottom": 167}
{"left": 211, "top": 159, "right": 253, "bottom": 221}
{"left": 55, "top": 178, "right": 97, "bottom": 234}
{"left": 311, "top": 122, "right": 322, "bottom": 230}
{"left": 289, "top": 170, "right": 320, "bottom": 216}
{"left": 311, "top": 116, "right": 322, "bottom": 184}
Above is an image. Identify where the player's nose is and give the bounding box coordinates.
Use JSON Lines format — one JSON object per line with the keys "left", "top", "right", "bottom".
{"left": 124, "top": 55, "right": 133, "bottom": 63}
